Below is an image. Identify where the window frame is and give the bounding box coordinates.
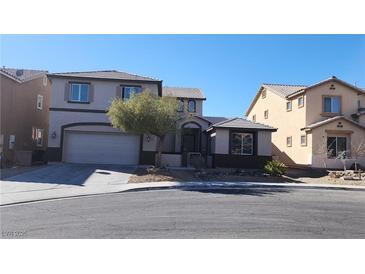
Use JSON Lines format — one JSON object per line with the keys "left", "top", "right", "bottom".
{"left": 69, "top": 82, "right": 90, "bottom": 103}
{"left": 286, "top": 136, "right": 292, "bottom": 147}
{"left": 188, "top": 99, "right": 196, "bottom": 113}
{"left": 322, "top": 95, "right": 341, "bottom": 116}
{"left": 230, "top": 131, "right": 254, "bottom": 156}
{"left": 327, "top": 136, "right": 348, "bottom": 158}
{"left": 300, "top": 134, "right": 307, "bottom": 146}
{"left": 286, "top": 101, "right": 292, "bottom": 112}
{"left": 36, "top": 94, "right": 43, "bottom": 110}
{"left": 35, "top": 128, "right": 43, "bottom": 147}
{"left": 264, "top": 109, "right": 269, "bottom": 119}
{"left": 252, "top": 114, "right": 256, "bottom": 122}
{"left": 298, "top": 96, "right": 304, "bottom": 108}
{"left": 122, "top": 85, "right": 143, "bottom": 101}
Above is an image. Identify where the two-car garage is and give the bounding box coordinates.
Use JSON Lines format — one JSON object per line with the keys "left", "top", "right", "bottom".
{"left": 62, "top": 126, "right": 140, "bottom": 165}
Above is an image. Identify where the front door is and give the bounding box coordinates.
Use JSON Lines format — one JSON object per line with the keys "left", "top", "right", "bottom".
{"left": 181, "top": 129, "right": 200, "bottom": 166}
{"left": 182, "top": 134, "right": 196, "bottom": 153}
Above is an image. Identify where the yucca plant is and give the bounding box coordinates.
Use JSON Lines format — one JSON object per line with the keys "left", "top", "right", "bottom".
{"left": 264, "top": 160, "right": 286, "bottom": 176}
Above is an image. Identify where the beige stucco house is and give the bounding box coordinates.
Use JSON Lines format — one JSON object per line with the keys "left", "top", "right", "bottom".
{"left": 0, "top": 68, "right": 51, "bottom": 167}
{"left": 246, "top": 76, "right": 365, "bottom": 169}
{"left": 47, "top": 70, "right": 276, "bottom": 168}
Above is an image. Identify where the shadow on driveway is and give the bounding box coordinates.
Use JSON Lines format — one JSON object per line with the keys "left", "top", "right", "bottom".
{"left": 3, "top": 164, "right": 136, "bottom": 186}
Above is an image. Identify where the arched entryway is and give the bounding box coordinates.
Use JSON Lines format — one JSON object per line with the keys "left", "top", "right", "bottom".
{"left": 181, "top": 121, "right": 202, "bottom": 166}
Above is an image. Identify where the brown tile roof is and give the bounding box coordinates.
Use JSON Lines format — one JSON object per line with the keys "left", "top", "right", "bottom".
{"left": 0, "top": 67, "right": 47, "bottom": 82}
{"left": 208, "top": 117, "right": 276, "bottom": 131}
{"left": 48, "top": 70, "right": 160, "bottom": 82}
{"left": 163, "top": 86, "right": 206, "bottom": 99}
{"left": 262, "top": 83, "right": 307, "bottom": 98}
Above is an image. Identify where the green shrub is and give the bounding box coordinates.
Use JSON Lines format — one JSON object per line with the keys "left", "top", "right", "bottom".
{"left": 264, "top": 160, "right": 286, "bottom": 176}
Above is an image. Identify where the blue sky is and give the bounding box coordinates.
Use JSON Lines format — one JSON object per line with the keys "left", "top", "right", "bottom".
{"left": 1, "top": 35, "right": 364, "bottom": 117}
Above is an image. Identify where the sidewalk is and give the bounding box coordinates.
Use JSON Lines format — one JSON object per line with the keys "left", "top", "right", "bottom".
{"left": 1, "top": 179, "right": 364, "bottom": 206}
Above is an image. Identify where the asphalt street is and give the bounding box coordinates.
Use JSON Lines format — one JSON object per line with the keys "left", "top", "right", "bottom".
{"left": 1, "top": 187, "right": 364, "bottom": 238}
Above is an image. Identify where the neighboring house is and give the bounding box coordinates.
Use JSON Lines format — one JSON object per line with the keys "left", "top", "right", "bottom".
{"left": 246, "top": 76, "right": 365, "bottom": 169}
{"left": 0, "top": 67, "right": 50, "bottom": 167}
{"left": 47, "top": 70, "right": 276, "bottom": 168}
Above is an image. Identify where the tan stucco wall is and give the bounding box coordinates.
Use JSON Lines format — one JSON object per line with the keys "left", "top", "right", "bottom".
{"left": 311, "top": 118, "right": 365, "bottom": 169}
{"left": 214, "top": 129, "right": 229, "bottom": 154}
{"left": 50, "top": 78, "right": 159, "bottom": 110}
{"left": 247, "top": 87, "right": 310, "bottom": 166}
{"left": 177, "top": 98, "right": 203, "bottom": 116}
{"left": 1, "top": 74, "right": 50, "bottom": 164}
{"left": 305, "top": 81, "right": 362, "bottom": 125}
{"left": 257, "top": 131, "right": 272, "bottom": 156}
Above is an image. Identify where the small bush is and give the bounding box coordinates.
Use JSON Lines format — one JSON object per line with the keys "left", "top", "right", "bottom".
{"left": 264, "top": 160, "right": 286, "bottom": 176}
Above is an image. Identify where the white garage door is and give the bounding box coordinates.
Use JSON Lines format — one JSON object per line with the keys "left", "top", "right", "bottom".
{"left": 63, "top": 131, "right": 140, "bottom": 165}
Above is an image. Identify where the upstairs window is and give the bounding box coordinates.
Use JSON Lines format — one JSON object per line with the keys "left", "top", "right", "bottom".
{"left": 298, "top": 96, "right": 304, "bottom": 108}
{"left": 70, "top": 83, "right": 89, "bottom": 103}
{"left": 122, "top": 86, "right": 142, "bottom": 100}
{"left": 264, "top": 109, "right": 269, "bottom": 119}
{"left": 252, "top": 114, "right": 256, "bottom": 122}
{"left": 300, "top": 134, "right": 307, "bottom": 146}
{"left": 177, "top": 99, "right": 184, "bottom": 112}
{"left": 231, "top": 132, "right": 254, "bottom": 155}
{"left": 286, "top": 136, "right": 292, "bottom": 147}
{"left": 37, "top": 95, "right": 43, "bottom": 110}
{"left": 188, "top": 100, "right": 196, "bottom": 112}
{"left": 323, "top": 96, "right": 341, "bottom": 114}
{"left": 286, "top": 101, "right": 292, "bottom": 111}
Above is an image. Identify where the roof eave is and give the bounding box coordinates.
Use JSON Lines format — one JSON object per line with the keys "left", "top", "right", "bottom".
{"left": 46, "top": 73, "right": 162, "bottom": 83}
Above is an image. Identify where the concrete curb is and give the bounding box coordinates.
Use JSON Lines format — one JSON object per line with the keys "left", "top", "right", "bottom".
{"left": 1, "top": 181, "right": 364, "bottom": 207}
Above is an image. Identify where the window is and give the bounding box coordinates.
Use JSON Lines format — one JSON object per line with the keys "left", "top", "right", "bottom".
{"left": 70, "top": 83, "right": 89, "bottom": 103}
{"left": 252, "top": 114, "right": 256, "bottom": 122}
{"left": 177, "top": 99, "right": 184, "bottom": 112}
{"left": 37, "top": 94, "right": 43, "bottom": 110}
{"left": 122, "top": 86, "right": 142, "bottom": 100}
{"left": 323, "top": 96, "right": 341, "bottom": 114}
{"left": 188, "top": 100, "right": 196, "bottom": 112}
{"left": 264, "top": 109, "right": 269, "bottom": 119}
{"left": 262, "top": 89, "right": 266, "bottom": 98}
{"left": 286, "top": 101, "right": 292, "bottom": 111}
{"left": 32, "top": 128, "right": 43, "bottom": 147}
{"left": 231, "top": 132, "right": 254, "bottom": 155}
{"left": 300, "top": 134, "right": 307, "bottom": 146}
{"left": 286, "top": 136, "right": 292, "bottom": 147}
{"left": 298, "top": 96, "right": 304, "bottom": 108}
{"left": 327, "top": 136, "right": 347, "bottom": 158}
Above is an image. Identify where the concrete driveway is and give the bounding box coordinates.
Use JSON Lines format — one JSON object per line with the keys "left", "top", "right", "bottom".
{"left": 0, "top": 163, "right": 136, "bottom": 205}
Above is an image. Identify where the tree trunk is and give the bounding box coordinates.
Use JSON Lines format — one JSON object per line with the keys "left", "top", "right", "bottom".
{"left": 155, "top": 135, "right": 165, "bottom": 168}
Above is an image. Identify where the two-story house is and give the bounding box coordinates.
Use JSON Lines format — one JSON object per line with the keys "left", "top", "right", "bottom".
{"left": 47, "top": 70, "right": 276, "bottom": 168}
{"left": 0, "top": 67, "right": 51, "bottom": 167}
{"left": 246, "top": 76, "right": 365, "bottom": 169}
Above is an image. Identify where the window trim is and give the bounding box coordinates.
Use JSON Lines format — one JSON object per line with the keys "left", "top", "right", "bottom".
{"left": 322, "top": 95, "right": 342, "bottom": 116}
{"left": 69, "top": 82, "right": 90, "bottom": 104}
{"left": 34, "top": 128, "right": 44, "bottom": 147}
{"left": 36, "top": 94, "right": 43, "bottom": 110}
{"left": 264, "top": 109, "right": 269, "bottom": 119}
{"left": 252, "top": 114, "right": 256, "bottom": 122}
{"left": 286, "top": 136, "right": 292, "bottom": 147}
{"left": 286, "top": 101, "right": 292, "bottom": 112}
{"left": 230, "top": 131, "right": 255, "bottom": 156}
{"left": 298, "top": 95, "right": 304, "bottom": 108}
{"left": 300, "top": 134, "right": 307, "bottom": 146}
{"left": 327, "top": 135, "right": 348, "bottom": 158}
{"left": 188, "top": 99, "right": 196, "bottom": 113}
{"left": 121, "top": 85, "right": 143, "bottom": 101}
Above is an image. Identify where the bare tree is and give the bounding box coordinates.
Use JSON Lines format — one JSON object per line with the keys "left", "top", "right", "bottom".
{"left": 351, "top": 138, "right": 365, "bottom": 171}
{"left": 314, "top": 141, "right": 333, "bottom": 169}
